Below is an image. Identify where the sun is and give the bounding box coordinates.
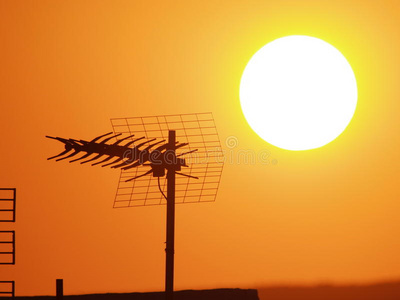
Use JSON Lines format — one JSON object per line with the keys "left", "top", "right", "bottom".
{"left": 239, "top": 35, "right": 358, "bottom": 151}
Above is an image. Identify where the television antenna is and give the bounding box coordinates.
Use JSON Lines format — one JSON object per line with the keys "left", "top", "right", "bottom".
{"left": 47, "top": 112, "right": 224, "bottom": 300}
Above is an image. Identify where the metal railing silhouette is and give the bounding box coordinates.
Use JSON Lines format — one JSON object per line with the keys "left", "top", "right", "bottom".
{"left": 0, "top": 231, "right": 15, "bottom": 265}
{"left": 0, "top": 188, "right": 16, "bottom": 222}
{"left": 0, "top": 281, "right": 15, "bottom": 298}
{"left": 0, "top": 188, "right": 16, "bottom": 298}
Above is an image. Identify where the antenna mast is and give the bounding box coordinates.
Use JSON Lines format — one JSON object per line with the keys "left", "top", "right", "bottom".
{"left": 165, "top": 130, "right": 176, "bottom": 300}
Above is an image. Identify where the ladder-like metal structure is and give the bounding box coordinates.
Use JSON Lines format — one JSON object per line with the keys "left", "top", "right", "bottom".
{"left": 0, "top": 188, "right": 16, "bottom": 298}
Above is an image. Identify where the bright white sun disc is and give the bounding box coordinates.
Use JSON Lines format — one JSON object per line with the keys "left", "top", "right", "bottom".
{"left": 240, "top": 35, "right": 357, "bottom": 151}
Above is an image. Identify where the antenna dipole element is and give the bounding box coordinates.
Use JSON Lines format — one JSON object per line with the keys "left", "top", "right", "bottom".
{"left": 165, "top": 130, "right": 176, "bottom": 300}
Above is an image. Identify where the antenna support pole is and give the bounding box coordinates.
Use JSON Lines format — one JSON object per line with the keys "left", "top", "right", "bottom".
{"left": 165, "top": 130, "right": 176, "bottom": 300}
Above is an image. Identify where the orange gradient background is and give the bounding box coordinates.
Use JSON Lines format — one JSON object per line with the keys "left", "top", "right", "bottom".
{"left": 1, "top": 0, "right": 400, "bottom": 296}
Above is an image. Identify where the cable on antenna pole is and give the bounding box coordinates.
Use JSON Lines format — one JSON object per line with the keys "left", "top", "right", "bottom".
{"left": 158, "top": 177, "right": 167, "bottom": 200}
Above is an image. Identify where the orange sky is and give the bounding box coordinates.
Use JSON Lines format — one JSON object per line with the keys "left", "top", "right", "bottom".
{"left": 1, "top": 0, "right": 400, "bottom": 296}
